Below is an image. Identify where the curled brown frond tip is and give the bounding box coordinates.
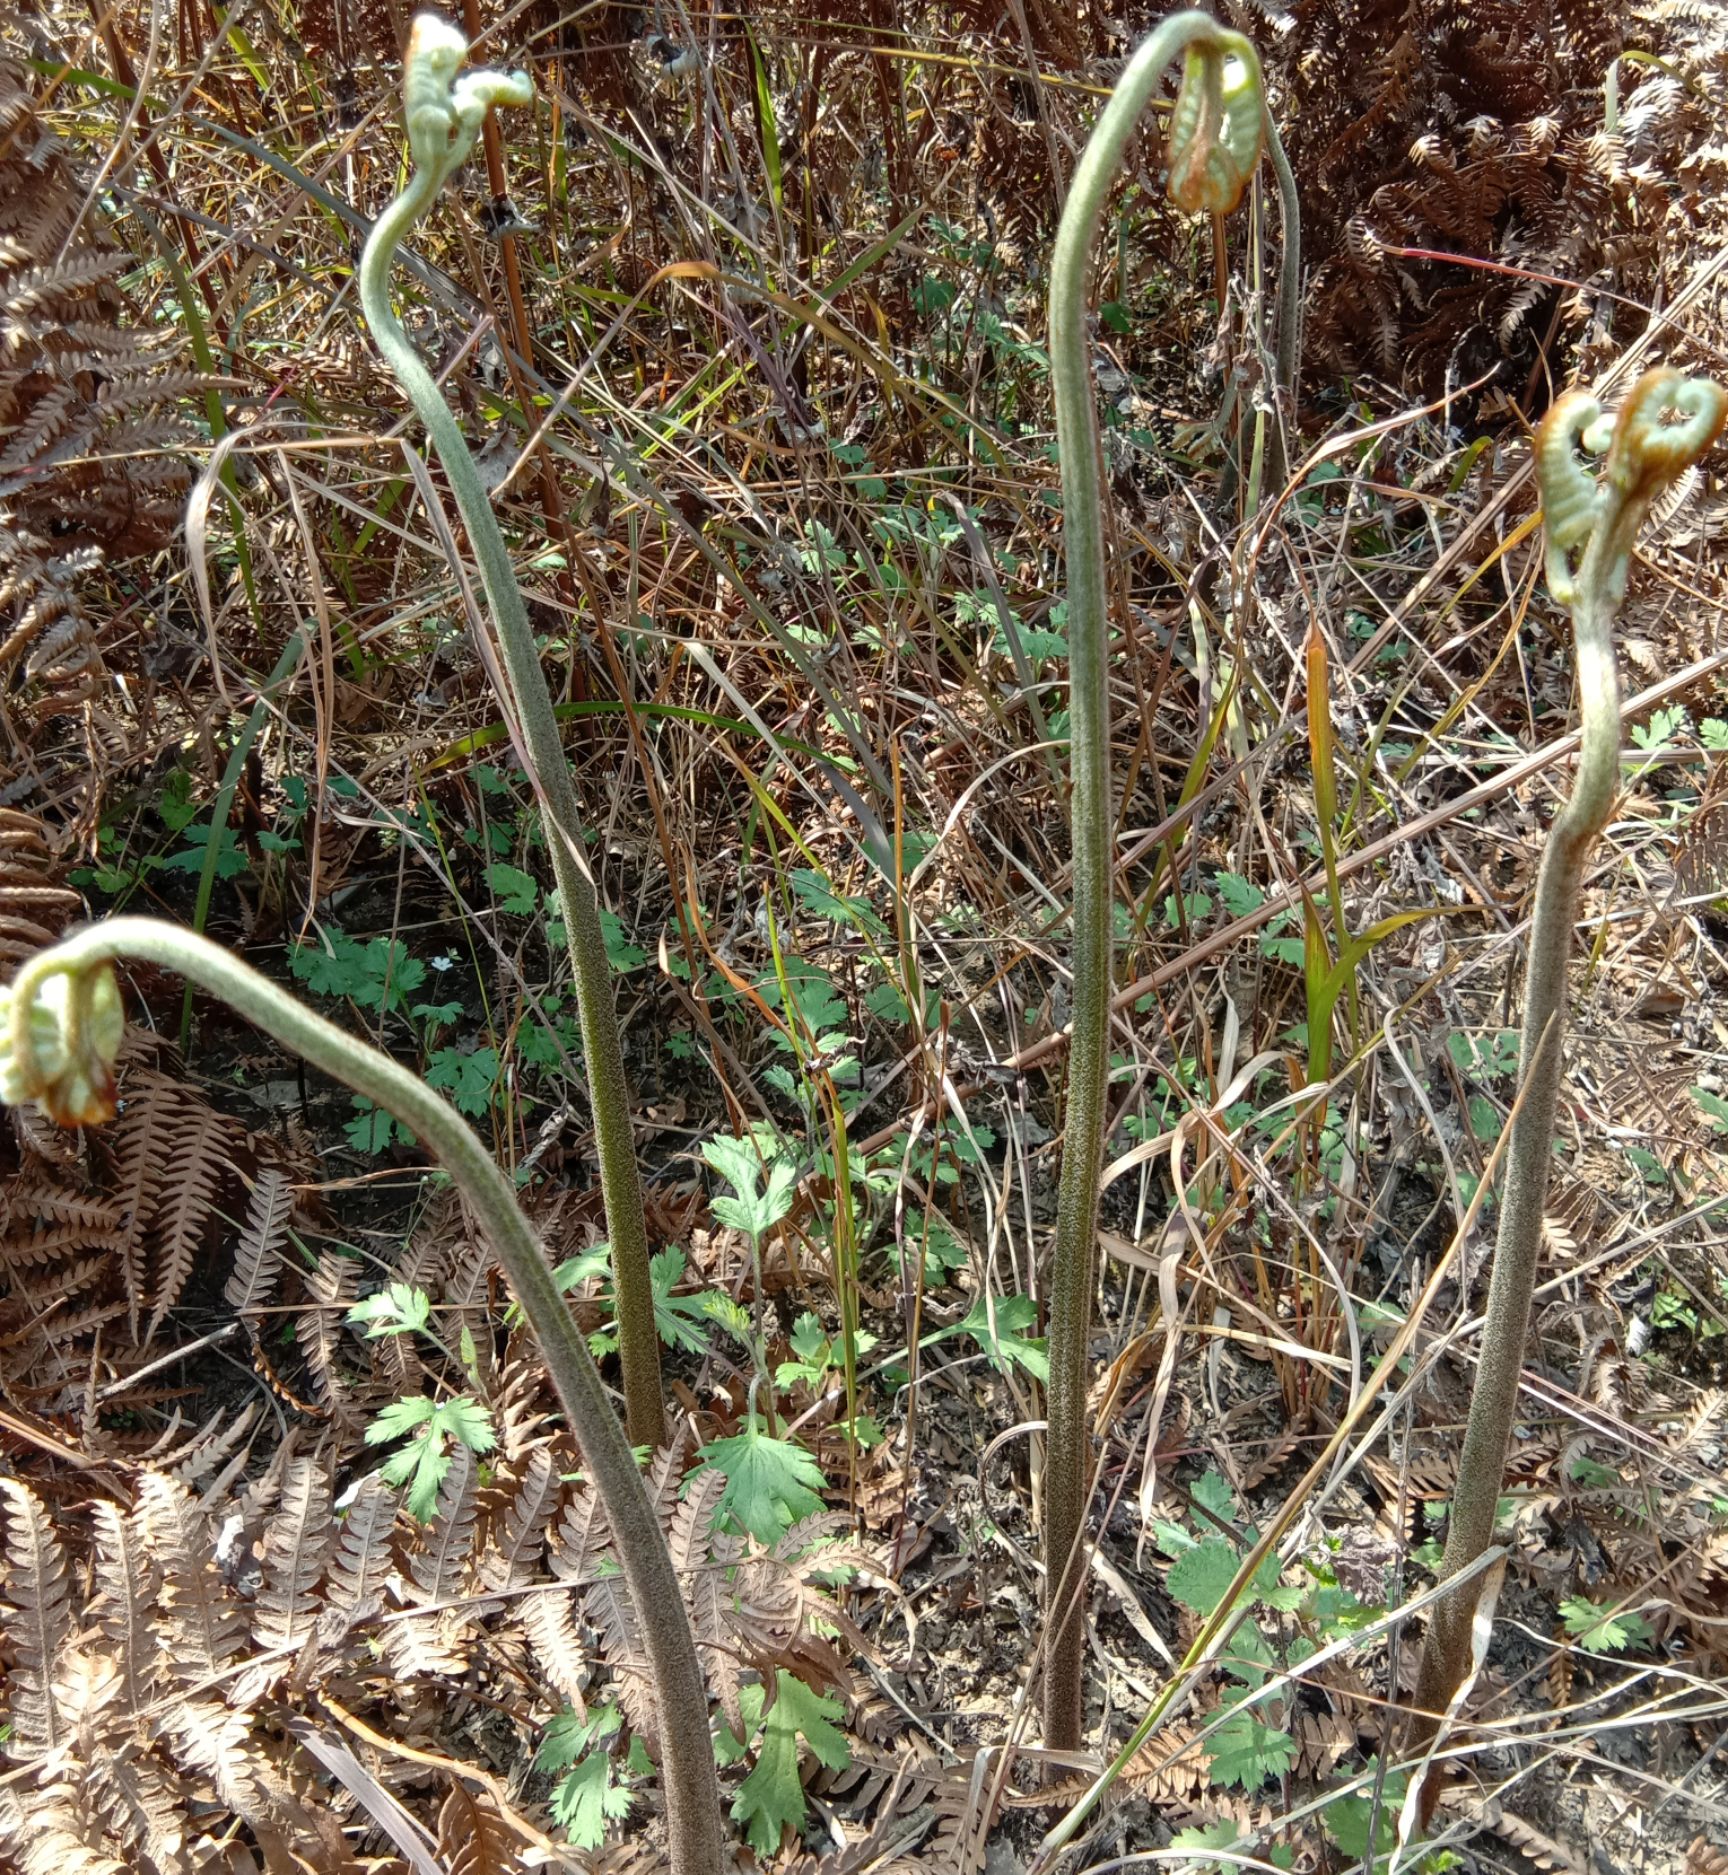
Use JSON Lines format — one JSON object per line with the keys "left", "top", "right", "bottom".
{"left": 1608, "top": 367, "right": 1728, "bottom": 501}
{"left": 1167, "top": 34, "right": 1265, "bottom": 216}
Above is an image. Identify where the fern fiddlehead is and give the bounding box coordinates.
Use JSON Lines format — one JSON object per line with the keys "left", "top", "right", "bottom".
{"left": 1410, "top": 367, "right": 1727, "bottom": 1776}
{"left": 0, "top": 918, "right": 727, "bottom": 1875}
{"left": 358, "top": 14, "right": 667, "bottom": 1454}
{"left": 1044, "top": 8, "right": 1271, "bottom": 1752}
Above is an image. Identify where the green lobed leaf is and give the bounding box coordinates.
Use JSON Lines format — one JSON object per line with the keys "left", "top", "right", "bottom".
{"left": 1166, "top": 1537, "right": 1242, "bottom": 1615}
{"left": 347, "top": 1282, "right": 432, "bottom": 1340}
{"left": 487, "top": 861, "right": 539, "bottom": 915}
{"left": 955, "top": 1292, "right": 1047, "bottom": 1382}
{"left": 729, "top": 1671, "right": 849, "bottom": 1854}
{"left": 695, "top": 1419, "right": 827, "bottom": 1544}
{"left": 1204, "top": 1707, "right": 1297, "bottom": 1790}
{"left": 703, "top": 1125, "right": 799, "bottom": 1244}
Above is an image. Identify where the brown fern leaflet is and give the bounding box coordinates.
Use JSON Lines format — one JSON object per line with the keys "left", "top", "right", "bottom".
{"left": 0, "top": 62, "right": 199, "bottom": 698}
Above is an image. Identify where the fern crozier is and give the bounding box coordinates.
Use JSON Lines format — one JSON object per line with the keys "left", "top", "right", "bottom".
{"left": 0, "top": 956, "right": 122, "bottom": 1125}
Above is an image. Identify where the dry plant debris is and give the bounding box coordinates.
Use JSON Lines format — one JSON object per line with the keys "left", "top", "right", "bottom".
{"left": 0, "top": 0, "right": 1727, "bottom": 1871}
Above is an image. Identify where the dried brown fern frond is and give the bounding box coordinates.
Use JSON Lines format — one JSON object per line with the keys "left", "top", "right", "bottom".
{"left": 0, "top": 1413, "right": 876, "bottom": 1865}
{"left": 0, "top": 1479, "right": 293, "bottom": 1863}
{"left": 0, "top": 1779, "right": 128, "bottom": 1875}
{"left": 438, "top": 1781, "right": 521, "bottom": 1875}
{"left": 0, "top": 1475, "right": 74, "bottom": 1757}
{"left": 296, "top": 1245, "right": 363, "bottom": 1422}
{"left": 251, "top": 1454, "right": 335, "bottom": 1655}
{"left": 0, "top": 61, "right": 198, "bottom": 699}
{"left": 226, "top": 1164, "right": 294, "bottom": 1318}
{"left": 109, "top": 1067, "right": 251, "bottom": 1344}
{"left": 386, "top": 1439, "right": 486, "bottom": 1682}
{"left": 318, "top": 1471, "right": 397, "bottom": 1645}
{"left": 137, "top": 1468, "right": 249, "bottom": 1680}
{"left": 670, "top": 1461, "right": 747, "bottom": 1730}
{"left": 477, "top": 1443, "right": 561, "bottom": 1594}
{"left": 2, "top": 1016, "right": 269, "bottom": 1423}
{"left": 1275, "top": 0, "right": 1680, "bottom": 391}
{"left": 549, "top": 1450, "right": 659, "bottom": 1745}
{"left": 87, "top": 1498, "right": 160, "bottom": 1712}
{"left": 0, "top": 805, "right": 81, "bottom": 981}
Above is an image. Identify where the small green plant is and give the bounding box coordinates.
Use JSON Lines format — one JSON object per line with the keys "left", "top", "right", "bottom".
{"left": 364, "top": 1392, "right": 495, "bottom": 1522}
{"left": 1693, "top": 1085, "right": 1728, "bottom": 1135}
{"left": 350, "top": 1277, "right": 489, "bottom": 1378}
{"left": 692, "top": 1412, "right": 829, "bottom": 1546}
{"left": 776, "top": 1310, "right": 881, "bottom": 1392}
{"left": 290, "top": 927, "right": 426, "bottom": 1015}
{"left": 536, "top": 1703, "right": 642, "bottom": 1848}
{"left": 1557, "top": 1594, "right": 1655, "bottom": 1654}
{"left": 716, "top": 1670, "right": 851, "bottom": 1854}
{"left": 702, "top": 1122, "right": 801, "bottom": 1398}
{"left": 554, "top": 1242, "right": 733, "bottom": 1362}
{"left": 1137, "top": 1470, "right": 1469, "bottom": 1873}
{"left": 704, "top": 1124, "right": 800, "bottom": 1246}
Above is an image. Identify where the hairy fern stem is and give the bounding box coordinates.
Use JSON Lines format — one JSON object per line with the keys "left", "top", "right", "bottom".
{"left": 1045, "top": 8, "right": 1269, "bottom": 1751}
{"left": 2, "top": 917, "right": 727, "bottom": 1875}
{"left": 1410, "top": 368, "right": 1727, "bottom": 1785}
{"left": 357, "top": 14, "right": 666, "bottom": 1452}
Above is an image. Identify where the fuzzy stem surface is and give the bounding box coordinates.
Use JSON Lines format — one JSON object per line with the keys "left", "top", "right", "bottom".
{"left": 1262, "top": 108, "right": 1301, "bottom": 488}
{"left": 6, "top": 918, "right": 725, "bottom": 1875}
{"left": 1411, "top": 369, "right": 1727, "bottom": 1767}
{"left": 357, "top": 19, "right": 664, "bottom": 1450}
{"left": 1044, "top": 7, "right": 1252, "bottom": 1752}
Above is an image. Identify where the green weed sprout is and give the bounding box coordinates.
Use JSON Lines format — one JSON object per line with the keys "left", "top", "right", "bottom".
{"left": 357, "top": 14, "right": 667, "bottom": 1452}
{"left": 0, "top": 920, "right": 726, "bottom": 1875}
{"left": 1411, "top": 367, "right": 1727, "bottom": 1764}
{"left": 1044, "top": 8, "right": 1277, "bottom": 1753}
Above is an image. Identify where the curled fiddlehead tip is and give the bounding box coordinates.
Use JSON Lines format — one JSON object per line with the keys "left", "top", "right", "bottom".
{"left": 1534, "top": 388, "right": 1609, "bottom": 604}
{"left": 1167, "top": 31, "right": 1265, "bottom": 216}
{"left": 403, "top": 12, "right": 532, "bottom": 179}
{"left": 1, "top": 958, "right": 124, "bottom": 1127}
{"left": 1606, "top": 366, "right": 1728, "bottom": 505}
{"left": 1537, "top": 368, "right": 1728, "bottom": 606}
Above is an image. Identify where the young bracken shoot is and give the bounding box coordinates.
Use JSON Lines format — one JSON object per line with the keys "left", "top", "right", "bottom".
{"left": 1043, "top": 7, "right": 1274, "bottom": 1756}
{"left": 1409, "top": 366, "right": 1728, "bottom": 1793}
{"left": 0, "top": 920, "right": 727, "bottom": 1875}
{"left": 357, "top": 14, "right": 668, "bottom": 1453}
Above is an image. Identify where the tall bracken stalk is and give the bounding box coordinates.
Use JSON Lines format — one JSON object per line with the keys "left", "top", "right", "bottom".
{"left": 1410, "top": 367, "right": 1727, "bottom": 1768}
{"left": 0, "top": 919, "right": 727, "bottom": 1875}
{"left": 357, "top": 14, "right": 666, "bottom": 1450}
{"left": 1044, "top": 8, "right": 1271, "bottom": 1752}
